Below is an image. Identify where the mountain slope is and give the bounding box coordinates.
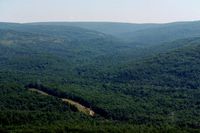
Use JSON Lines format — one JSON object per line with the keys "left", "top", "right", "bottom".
{"left": 0, "top": 22, "right": 110, "bottom": 42}
{"left": 116, "top": 38, "right": 200, "bottom": 89}
{"left": 120, "top": 21, "right": 200, "bottom": 45}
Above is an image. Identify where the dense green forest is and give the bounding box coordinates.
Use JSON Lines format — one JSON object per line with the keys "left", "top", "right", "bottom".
{"left": 0, "top": 21, "right": 200, "bottom": 132}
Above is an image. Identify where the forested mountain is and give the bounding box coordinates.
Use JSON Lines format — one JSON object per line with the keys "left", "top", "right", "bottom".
{"left": 1, "top": 22, "right": 200, "bottom": 132}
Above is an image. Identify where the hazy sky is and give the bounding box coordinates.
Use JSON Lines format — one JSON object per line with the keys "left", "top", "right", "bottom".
{"left": 1, "top": 0, "right": 200, "bottom": 23}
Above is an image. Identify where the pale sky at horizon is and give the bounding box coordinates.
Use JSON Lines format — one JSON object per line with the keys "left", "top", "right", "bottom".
{"left": 1, "top": 0, "right": 200, "bottom": 23}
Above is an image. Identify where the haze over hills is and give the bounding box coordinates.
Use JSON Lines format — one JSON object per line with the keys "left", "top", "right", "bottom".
{"left": 1, "top": 21, "right": 200, "bottom": 132}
